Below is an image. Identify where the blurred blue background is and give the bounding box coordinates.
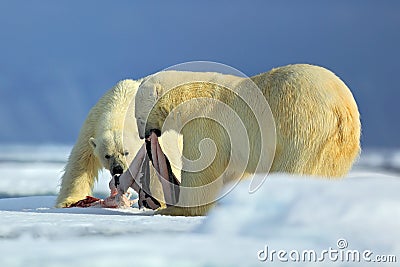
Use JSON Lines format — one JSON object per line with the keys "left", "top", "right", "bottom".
{"left": 0, "top": 0, "right": 399, "bottom": 147}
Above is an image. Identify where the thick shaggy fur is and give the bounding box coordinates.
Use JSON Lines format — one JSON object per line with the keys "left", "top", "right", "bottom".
{"left": 252, "top": 64, "right": 360, "bottom": 177}
{"left": 135, "top": 64, "right": 361, "bottom": 216}
{"left": 56, "top": 80, "right": 143, "bottom": 207}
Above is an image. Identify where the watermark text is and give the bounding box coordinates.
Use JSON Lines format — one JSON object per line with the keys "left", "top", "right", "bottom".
{"left": 257, "top": 239, "right": 397, "bottom": 263}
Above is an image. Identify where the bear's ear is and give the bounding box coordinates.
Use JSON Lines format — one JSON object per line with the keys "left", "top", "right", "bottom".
{"left": 89, "top": 137, "right": 97, "bottom": 149}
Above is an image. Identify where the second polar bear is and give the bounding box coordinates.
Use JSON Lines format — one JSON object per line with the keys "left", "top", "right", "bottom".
{"left": 134, "top": 64, "right": 361, "bottom": 216}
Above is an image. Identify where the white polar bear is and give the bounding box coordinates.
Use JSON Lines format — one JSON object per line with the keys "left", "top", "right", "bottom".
{"left": 56, "top": 79, "right": 181, "bottom": 208}
{"left": 134, "top": 64, "right": 361, "bottom": 216}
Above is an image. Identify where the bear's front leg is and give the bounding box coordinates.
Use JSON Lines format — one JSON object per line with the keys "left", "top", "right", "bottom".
{"left": 154, "top": 167, "right": 224, "bottom": 216}
{"left": 56, "top": 145, "right": 101, "bottom": 208}
{"left": 155, "top": 203, "right": 215, "bottom": 216}
{"left": 56, "top": 167, "right": 98, "bottom": 208}
{"left": 156, "top": 119, "right": 229, "bottom": 216}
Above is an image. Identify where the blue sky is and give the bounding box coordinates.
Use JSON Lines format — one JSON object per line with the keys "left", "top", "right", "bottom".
{"left": 0, "top": 1, "right": 399, "bottom": 147}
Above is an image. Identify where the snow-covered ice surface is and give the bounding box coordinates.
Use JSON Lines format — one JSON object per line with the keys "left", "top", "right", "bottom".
{"left": 1, "top": 145, "right": 400, "bottom": 267}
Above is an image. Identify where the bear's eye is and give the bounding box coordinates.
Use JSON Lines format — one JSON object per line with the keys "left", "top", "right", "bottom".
{"left": 124, "top": 151, "right": 129, "bottom": 156}
{"left": 105, "top": 154, "right": 111, "bottom": 159}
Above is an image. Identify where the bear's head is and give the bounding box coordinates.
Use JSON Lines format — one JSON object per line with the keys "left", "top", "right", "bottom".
{"left": 135, "top": 70, "right": 219, "bottom": 139}
{"left": 89, "top": 130, "right": 130, "bottom": 176}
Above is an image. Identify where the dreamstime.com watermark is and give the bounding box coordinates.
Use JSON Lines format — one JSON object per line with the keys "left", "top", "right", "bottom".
{"left": 257, "top": 238, "right": 397, "bottom": 263}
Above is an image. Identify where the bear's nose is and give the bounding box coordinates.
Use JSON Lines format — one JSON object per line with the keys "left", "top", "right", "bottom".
{"left": 112, "top": 165, "right": 124, "bottom": 175}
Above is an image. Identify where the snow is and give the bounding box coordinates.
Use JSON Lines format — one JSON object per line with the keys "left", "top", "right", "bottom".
{"left": 1, "top": 145, "right": 400, "bottom": 266}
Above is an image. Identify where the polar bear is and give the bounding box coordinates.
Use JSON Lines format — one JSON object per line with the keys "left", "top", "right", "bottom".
{"left": 56, "top": 79, "right": 181, "bottom": 208}
{"left": 55, "top": 79, "right": 143, "bottom": 207}
{"left": 135, "top": 64, "right": 361, "bottom": 216}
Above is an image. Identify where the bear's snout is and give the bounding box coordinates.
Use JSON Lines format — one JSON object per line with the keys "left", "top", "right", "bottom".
{"left": 111, "top": 165, "right": 124, "bottom": 176}
{"left": 145, "top": 128, "right": 161, "bottom": 139}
